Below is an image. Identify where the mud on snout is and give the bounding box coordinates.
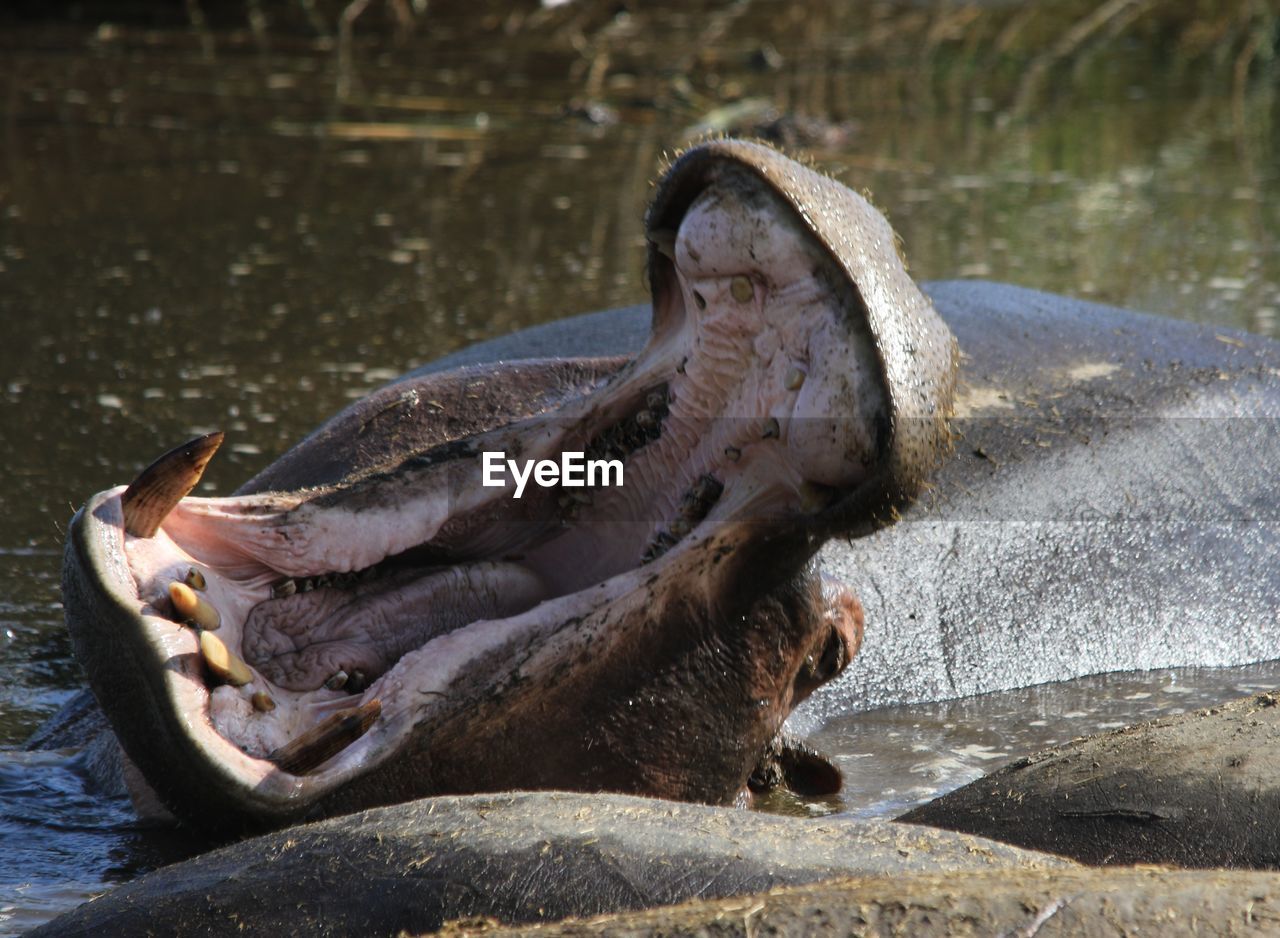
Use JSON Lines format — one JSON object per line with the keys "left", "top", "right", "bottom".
{"left": 62, "top": 140, "right": 955, "bottom": 833}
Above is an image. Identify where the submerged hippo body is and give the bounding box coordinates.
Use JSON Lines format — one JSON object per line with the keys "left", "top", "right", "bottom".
{"left": 31, "top": 791, "right": 1070, "bottom": 937}
{"left": 60, "top": 139, "right": 956, "bottom": 834}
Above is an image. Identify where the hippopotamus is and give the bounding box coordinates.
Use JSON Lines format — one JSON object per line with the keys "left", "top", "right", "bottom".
{"left": 41, "top": 135, "right": 1280, "bottom": 934}
{"left": 43, "top": 283, "right": 1280, "bottom": 932}
{"left": 59, "top": 138, "right": 957, "bottom": 834}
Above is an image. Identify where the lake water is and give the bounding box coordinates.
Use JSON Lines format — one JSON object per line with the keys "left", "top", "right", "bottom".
{"left": 1, "top": 1, "right": 1276, "bottom": 932}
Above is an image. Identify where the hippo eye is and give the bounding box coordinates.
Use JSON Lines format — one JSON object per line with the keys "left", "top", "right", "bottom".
{"left": 812, "top": 628, "right": 848, "bottom": 683}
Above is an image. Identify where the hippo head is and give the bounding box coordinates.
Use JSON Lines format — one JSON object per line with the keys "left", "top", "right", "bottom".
{"left": 62, "top": 139, "right": 957, "bottom": 834}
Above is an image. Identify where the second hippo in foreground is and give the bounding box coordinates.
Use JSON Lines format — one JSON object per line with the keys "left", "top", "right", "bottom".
{"left": 61, "top": 139, "right": 957, "bottom": 833}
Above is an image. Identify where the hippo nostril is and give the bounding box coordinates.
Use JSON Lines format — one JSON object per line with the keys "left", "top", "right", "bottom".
{"left": 812, "top": 628, "right": 848, "bottom": 683}
{"left": 692, "top": 290, "right": 707, "bottom": 310}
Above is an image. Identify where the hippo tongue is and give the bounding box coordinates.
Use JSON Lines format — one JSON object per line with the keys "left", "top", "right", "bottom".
{"left": 240, "top": 562, "right": 546, "bottom": 692}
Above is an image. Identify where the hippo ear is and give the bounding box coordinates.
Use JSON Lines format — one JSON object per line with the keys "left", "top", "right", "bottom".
{"left": 748, "top": 733, "right": 844, "bottom": 798}
{"left": 237, "top": 357, "right": 626, "bottom": 495}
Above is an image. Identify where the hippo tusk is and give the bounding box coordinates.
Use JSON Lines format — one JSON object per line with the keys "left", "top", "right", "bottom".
{"left": 268, "top": 699, "right": 382, "bottom": 776}
{"left": 120, "top": 431, "right": 224, "bottom": 537}
{"left": 199, "top": 630, "right": 254, "bottom": 686}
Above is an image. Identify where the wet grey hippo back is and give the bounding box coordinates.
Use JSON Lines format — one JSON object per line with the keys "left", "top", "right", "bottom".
{"left": 832, "top": 279, "right": 1280, "bottom": 709}
{"left": 427, "top": 279, "right": 1280, "bottom": 712}
{"left": 29, "top": 791, "right": 1069, "bottom": 937}
{"left": 33, "top": 790, "right": 1278, "bottom": 936}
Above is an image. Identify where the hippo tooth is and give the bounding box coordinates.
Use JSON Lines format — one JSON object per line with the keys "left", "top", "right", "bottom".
{"left": 271, "top": 579, "right": 297, "bottom": 599}
{"left": 724, "top": 445, "right": 741, "bottom": 462}
{"left": 120, "top": 431, "right": 224, "bottom": 538}
{"left": 268, "top": 699, "right": 382, "bottom": 776}
{"left": 184, "top": 567, "right": 207, "bottom": 591}
{"left": 199, "top": 630, "right": 253, "bottom": 686}
{"left": 251, "top": 690, "right": 276, "bottom": 712}
{"left": 634, "top": 409, "right": 656, "bottom": 428}
{"left": 730, "top": 275, "right": 753, "bottom": 303}
{"left": 168, "top": 581, "right": 221, "bottom": 631}
{"left": 761, "top": 417, "right": 780, "bottom": 439}
{"left": 324, "top": 670, "right": 349, "bottom": 691}
{"left": 784, "top": 366, "right": 806, "bottom": 391}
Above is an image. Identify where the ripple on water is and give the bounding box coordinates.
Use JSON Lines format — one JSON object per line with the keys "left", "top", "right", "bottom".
{"left": 799, "top": 658, "right": 1280, "bottom": 819}
{"left": 0, "top": 749, "right": 196, "bottom": 938}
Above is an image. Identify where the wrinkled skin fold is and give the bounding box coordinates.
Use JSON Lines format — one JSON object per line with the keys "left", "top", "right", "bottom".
{"left": 61, "top": 139, "right": 957, "bottom": 834}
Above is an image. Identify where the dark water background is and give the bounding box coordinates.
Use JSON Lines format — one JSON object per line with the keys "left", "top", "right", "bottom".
{"left": 1, "top": 1, "right": 1277, "bottom": 931}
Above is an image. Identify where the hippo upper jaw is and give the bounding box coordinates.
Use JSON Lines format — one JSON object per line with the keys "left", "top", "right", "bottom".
{"left": 61, "top": 139, "right": 956, "bottom": 834}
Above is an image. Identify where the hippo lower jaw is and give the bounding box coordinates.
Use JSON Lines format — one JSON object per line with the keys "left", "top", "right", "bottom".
{"left": 63, "top": 154, "right": 908, "bottom": 832}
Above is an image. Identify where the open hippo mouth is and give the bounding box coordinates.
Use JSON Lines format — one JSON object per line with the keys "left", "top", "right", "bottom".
{"left": 62, "top": 140, "right": 956, "bottom": 834}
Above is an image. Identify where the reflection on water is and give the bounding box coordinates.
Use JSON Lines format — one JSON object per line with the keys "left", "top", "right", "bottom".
{"left": 799, "top": 659, "right": 1280, "bottom": 819}
{"left": 0, "top": 1, "right": 1276, "bottom": 932}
